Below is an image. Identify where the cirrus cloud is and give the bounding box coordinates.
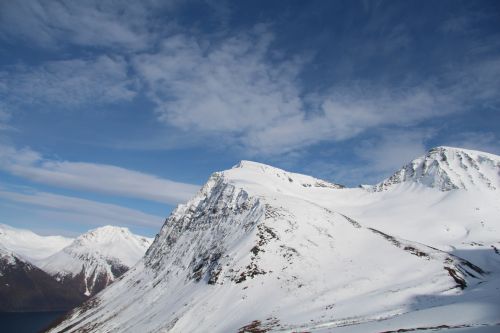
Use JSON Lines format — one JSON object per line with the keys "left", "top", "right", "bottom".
{"left": 0, "top": 188, "right": 164, "bottom": 228}
{"left": 0, "top": 145, "right": 200, "bottom": 205}
{"left": 0, "top": 55, "right": 137, "bottom": 108}
{"left": 133, "top": 28, "right": 500, "bottom": 155}
{"left": 0, "top": 0, "right": 164, "bottom": 50}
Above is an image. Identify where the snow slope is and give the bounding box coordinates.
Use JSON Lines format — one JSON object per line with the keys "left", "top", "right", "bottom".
{"left": 39, "top": 226, "right": 153, "bottom": 296}
{"left": 374, "top": 146, "right": 500, "bottom": 191}
{"left": 0, "top": 224, "right": 73, "bottom": 262}
{"left": 0, "top": 244, "right": 17, "bottom": 267}
{"left": 0, "top": 224, "right": 153, "bottom": 311}
{"left": 46, "top": 147, "right": 500, "bottom": 332}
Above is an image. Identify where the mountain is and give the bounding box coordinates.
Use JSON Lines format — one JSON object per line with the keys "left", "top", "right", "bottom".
{"left": 46, "top": 147, "right": 500, "bottom": 333}
{"left": 39, "top": 226, "right": 153, "bottom": 296}
{"left": 0, "top": 245, "right": 85, "bottom": 312}
{"left": 0, "top": 224, "right": 153, "bottom": 312}
{"left": 374, "top": 146, "right": 500, "bottom": 191}
{"left": 0, "top": 224, "right": 73, "bottom": 262}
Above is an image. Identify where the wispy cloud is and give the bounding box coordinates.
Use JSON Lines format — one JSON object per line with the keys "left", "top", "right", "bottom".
{"left": 0, "top": 104, "right": 13, "bottom": 131}
{"left": 1, "top": 1, "right": 499, "bottom": 161}
{"left": 0, "top": 145, "right": 200, "bottom": 205}
{"left": 445, "top": 132, "right": 500, "bottom": 155}
{"left": 244, "top": 84, "right": 451, "bottom": 155}
{"left": 354, "top": 130, "right": 431, "bottom": 176}
{"left": 0, "top": 1, "right": 166, "bottom": 50}
{"left": 0, "top": 188, "right": 163, "bottom": 228}
{"left": 0, "top": 56, "right": 137, "bottom": 108}
{"left": 132, "top": 25, "right": 500, "bottom": 156}
{"left": 304, "top": 129, "right": 432, "bottom": 186}
{"left": 133, "top": 28, "right": 305, "bottom": 143}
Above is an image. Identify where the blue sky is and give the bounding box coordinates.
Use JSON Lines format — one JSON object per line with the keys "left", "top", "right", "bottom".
{"left": 0, "top": 0, "right": 499, "bottom": 237}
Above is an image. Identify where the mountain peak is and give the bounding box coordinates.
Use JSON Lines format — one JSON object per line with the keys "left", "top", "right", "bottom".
{"left": 77, "top": 225, "right": 133, "bottom": 242}
{"left": 374, "top": 146, "right": 500, "bottom": 191}
{"left": 231, "top": 160, "right": 291, "bottom": 176}
{"left": 232, "top": 160, "right": 268, "bottom": 169}
{"left": 38, "top": 225, "right": 153, "bottom": 296}
{"left": 228, "top": 160, "right": 344, "bottom": 190}
{"left": 46, "top": 148, "right": 497, "bottom": 333}
{"left": 66, "top": 226, "right": 153, "bottom": 266}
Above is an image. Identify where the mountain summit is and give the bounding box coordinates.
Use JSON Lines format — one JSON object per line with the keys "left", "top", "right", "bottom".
{"left": 46, "top": 147, "right": 500, "bottom": 333}
{"left": 233, "top": 160, "right": 344, "bottom": 189}
{"left": 374, "top": 146, "right": 500, "bottom": 191}
{"left": 0, "top": 225, "right": 153, "bottom": 312}
{"left": 39, "top": 226, "right": 152, "bottom": 296}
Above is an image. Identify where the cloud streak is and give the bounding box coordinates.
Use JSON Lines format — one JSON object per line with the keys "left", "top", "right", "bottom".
{"left": 0, "top": 145, "right": 200, "bottom": 205}
{"left": 0, "top": 188, "right": 163, "bottom": 228}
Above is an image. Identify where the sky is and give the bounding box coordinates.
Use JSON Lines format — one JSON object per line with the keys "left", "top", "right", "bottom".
{"left": 0, "top": 0, "right": 499, "bottom": 237}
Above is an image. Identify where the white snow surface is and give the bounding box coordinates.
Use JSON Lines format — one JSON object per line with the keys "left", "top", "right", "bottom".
{"left": 0, "top": 223, "right": 153, "bottom": 296}
{"left": 374, "top": 146, "right": 500, "bottom": 191}
{"left": 0, "top": 243, "right": 18, "bottom": 266}
{"left": 47, "top": 147, "right": 500, "bottom": 333}
{"left": 41, "top": 225, "right": 152, "bottom": 270}
{"left": 39, "top": 226, "right": 153, "bottom": 294}
{"left": 0, "top": 223, "right": 73, "bottom": 262}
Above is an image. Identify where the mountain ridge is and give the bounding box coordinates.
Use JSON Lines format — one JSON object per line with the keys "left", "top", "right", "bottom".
{"left": 374, "top": 146, "right": 500, "bottom": 191}
{"left": 0, "top": 224, "right": 73, "bottom": 262}
{"left": 45, "top": 146, "right": 500, "bottom": 333}
{"left": 38, "top": 225, "right": 153, "bottom": 296}
{"left": 0, "top": 224, "right": 153, "bottom": 311}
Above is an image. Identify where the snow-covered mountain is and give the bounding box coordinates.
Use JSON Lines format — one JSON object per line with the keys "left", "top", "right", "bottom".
{"left": 46, "top": 147, "right": 500, "bottom": 333}
{"left": 0, "top": 224, "right": 153, "bottom": 312}
{"left": 0, "top": 224, "right": 73, "bottom": 262}
{"left": 374, "top": 146, "right": 500, "bottom": 191}
{"left": 39, "top": 226, "right": 153, "bottom": 296}
{"left": 0, "top": 245, "right": 85, "bottom": 312}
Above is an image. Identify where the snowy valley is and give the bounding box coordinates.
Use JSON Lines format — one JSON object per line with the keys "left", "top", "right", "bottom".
{"left": 41, "top": 146, "right": 500, "bottom": 333}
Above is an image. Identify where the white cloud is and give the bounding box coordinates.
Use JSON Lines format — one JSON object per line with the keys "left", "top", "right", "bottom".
{"left": 0, "top": 145, "right": 200, "bottom": 205}
{"left": 2, "top": 4, "right": 499, "bottom": 158}
{"left": 244, "top": 85, "right": 450, "bottom": 154}
{"left": 0, "top": 108, "right": 9, "bottom": 122}
{"left": 354, "top": 130, "right": 431, "bottom": 175}
{"left": 0, "top": 1, "right": 164, "bottom": 50}
{"left": 459, "top": 57, "right": 500, "bottom": 105}
{"left": 304, "top": 130, "right": 432, "bottom": 187}
{"left": 0, "top": 56, "right": 137, "bottom": 108}
{"left": 0, "top": 104, "right": 13, "bottom": 131}
{"left": 134, "top": 30, "right": 305, "bottom": 135}
{"left": 0, "top": 189, "right": 163, "bottom": 228}
{"left": 445, "top": 132, "right": 500, "bottom": 155}
{"left": 132, "top": 27, "right": 500, "bottom": 156}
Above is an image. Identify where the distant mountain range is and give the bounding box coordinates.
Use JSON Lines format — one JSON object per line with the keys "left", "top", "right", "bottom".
{"left": 44, "top": 146, "right": 500, "bottom": 333}
{"left": 0, "top": 224, "right": 152, "bottom": 312}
